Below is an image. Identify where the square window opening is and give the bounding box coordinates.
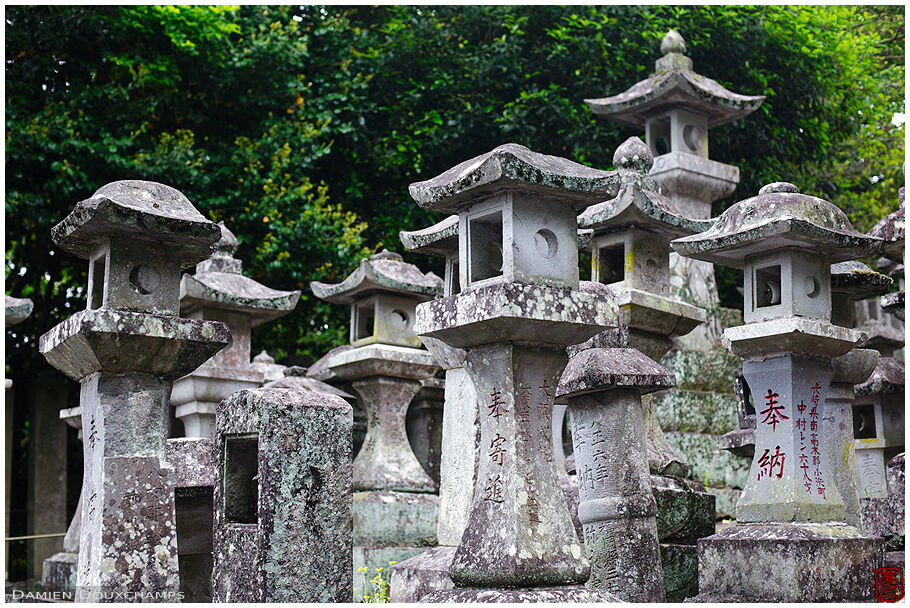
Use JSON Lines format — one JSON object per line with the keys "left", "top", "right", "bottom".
{"left": 354, "top": 301, "right": 375, "bottom": 341}
{"left": 754, "top": 265, "right": 782, "bottom": 308}
{"left": 598, "top": 244, "right": 625, "bottom": 285}
{"left": 90, "top": 256, "right": 106, "bottom": 309}
{"left": 223, "top": 435, "right": 259, "bottom": 524}
{"left": 853, "top": 406, "right": 877, "bottom": 440}
{"left": 468, "top": 211, "right": 504, "bottom": 283}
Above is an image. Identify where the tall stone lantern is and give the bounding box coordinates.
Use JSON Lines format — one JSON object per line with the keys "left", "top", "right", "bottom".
{"left": 411, "top": 144, "right": 620, "bottom": 602}
{"left": 170, "top": 221, "right": 299, "bottom": 438}
{"left": 574, "top": 136, "right": 708, "bottom": 599}
{"left": 38, "top": 181, "right": 232, "bottom": 600}
{"left": 672, "top": 181, "right": 883, "bottom": 601}
{"left": 310, "top": 250, "right": 443, "bottom": 579}
{"left": 585, "top": 29, "right": 764, "bottom": 347}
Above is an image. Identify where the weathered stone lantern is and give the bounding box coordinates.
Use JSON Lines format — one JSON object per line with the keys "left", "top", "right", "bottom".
{"left": 310, "top": 250, "right": 442, "bottom": 580}
{"left": 170, "top": 221, "right": 299, "bottom": 438}
{"left": 585, "top": 29, "right": 764, "bottom": 347}
{"left": 411, "top": 144, "right": 620, "bottom": 601}
{"left": 38, "top": 180, "right": 232, "bottom": 599}
{"left": 853, "top": 358, "right": 905, "bottom": 500}
{"left": 571, "top": 136, "right": 708, "bottom": 599}
{"left": 672, "top": 181, "right": 883, "bottom": 601}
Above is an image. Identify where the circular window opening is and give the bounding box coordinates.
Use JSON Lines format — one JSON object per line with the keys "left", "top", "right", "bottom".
{"left": 390, "top": 309, "right": 409, "bottom": 331}
{"left": 129, "top": 265, "right": 160, "bottom": 295}
{"left": 534, "top": 229, "right": 558, "bottom": 260}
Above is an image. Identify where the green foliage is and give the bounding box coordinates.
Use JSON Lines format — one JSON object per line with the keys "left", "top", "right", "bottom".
{"left": 6, "top": 5, "right": 904, "bottom": 372}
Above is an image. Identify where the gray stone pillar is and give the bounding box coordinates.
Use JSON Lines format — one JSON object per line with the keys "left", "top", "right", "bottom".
{"left": 38, "top": 180, "right": 231, "bottom": 601}
{"left": 212, "top": 387, "right": 353, "bottom": 602}
{"left": 558, "top": 348, "right": 671, "bottom": 602}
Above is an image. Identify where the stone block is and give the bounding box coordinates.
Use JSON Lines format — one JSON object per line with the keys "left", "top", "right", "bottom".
{"left": 388, "top": 546, "right": 455, "bottom": 603}
{"left": 212, "top": 388, "right": 353, "bottom": 602}
{"left": 707, "top": 487, "right": 742, "bottom": 520}
{"left": 660, "top": 543, "right": 698, "bottom": 602}
{"left": 653, "top": 478, "right": 715, "bottom": 544}
{"left": 665, "top": 431, "right": 750, "bottom": 490}
{"left": 659, "top": 348, "right": 741, "bottom": 393}
{"left": 353, "top": 490, "right": 438, "bottom": 547}
{"left": 697, "top": 524, "right": 883, "bottom": 601}
{"left": 653, "top": 388, "right": 739, "bottom": 435}
{"left": 41, "top": 553, "right": 77, "bottom": 595}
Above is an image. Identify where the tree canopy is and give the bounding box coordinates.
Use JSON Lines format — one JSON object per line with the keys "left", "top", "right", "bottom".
{"left": 6, "top": 5, "right": 905, "bottom": 375}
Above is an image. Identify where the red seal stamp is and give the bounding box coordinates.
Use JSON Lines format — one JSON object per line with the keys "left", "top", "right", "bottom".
{"left": 876, "top": 567, "right": 904, "bottom": 602}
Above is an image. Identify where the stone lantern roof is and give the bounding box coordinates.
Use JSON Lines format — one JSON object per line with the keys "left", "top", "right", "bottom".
{"left": 51, "top": 180, "right": 220, "bottom": 267}
{"left": 584, "top": 30, "right": 765, "bottom": 129}
{"left": 556, "top": 347, "right": 675, "bottom": 399}
{"left": 263, "top": 365, "right": 355, "bottom": 401}
{"left": 179, "top": 222, "right": 300, "bottom": 326}
{"left": 830, "top": 261, "right": 892, "bottom": 301}
{"left": 408, "top": 143, "right": 619, "bottom": 214}
{"left": 5, "top": 295, "right": 33, "bottom": 326}
{"left": 855, "top": 356, "right": 905, "bottom": 396}
{"left": 671, "top": 182, "right": 880, "bottom": 267}
{"left": 310, "top": 250, "right": 442, "bottom": 305}
{"left": 579, "top": 137, "right": 711, "bottom": 239}
{"left": 868, "top": 186, "right": 905, "bottom": 262}
{"left": 399, "top": 215, "right": 459, "bottom": 258}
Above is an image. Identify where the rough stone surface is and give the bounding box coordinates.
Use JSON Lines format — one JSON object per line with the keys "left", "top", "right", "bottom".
{"left": 40, "top": 309, "right": 231, "bottom": 382}
{"left": 408, "top": 143, "right": 619, "bottom": 214}
{"left": 5, "top": 295, "right": 34, "bottom": 326}
{"left": 399, "top": 215, "right": 460, "bottom": 257}
{"left": 389, "top": 546, "right": 456, "bottom": 602}
{"left": 212, "top": 387, "right": 353, "bottom": 602}
{"left": 660, "top": 543, "right": 699, "bottom": 602}
{"left": 855, "top": 356, "right": 905, "bottom": 396}
{"left": 868, "top": 188, "right": 905, "bottom": 262}
{"left": 881, "top": 290, "right": 905, "bottom": 321}
{"left": 421, "top": 587, "right": 620, "bottom": 602}
{"left": 861, "top": 453, "right": 905, "bottom": 545}
{"left": 250, "top": 350, "right": 287, "bottom": 382}
{"left": 562, "top": 379, "right": 666, "bottom": 601}
{"left": 353, "top": 490, "right": 437, "bottom": 547}
{"left": 665, "top": 432, "right": 749, "bottom": 491}
{"left": 696, "top": 523, "right": 883, "bottom": 601}
{"left": 263, "top": 365, "right": 355, "bottom": 401}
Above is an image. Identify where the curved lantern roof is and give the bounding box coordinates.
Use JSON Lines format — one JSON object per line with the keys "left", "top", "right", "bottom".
{"left": 5, "top": 295, "right": 34, "bottom": 326}
{"left": 671, "top": 182, "right": 881, "bottom": 268}
{"left": 584, "top": 30, "right": 765, "bottom": 129}
{"left": 408, "top": 143, "right": 619, "bottom": 214}
{"left": 310, "top": 249, "right": 443, "bottom": 305}
{"left": 263, "top": 366, "right": 355, "bottom": 401}
{"left": 578, "top": 137, "right": 713, "bottom": 239}
{"left": 399, "top": 215, "right": 459, "bottom": 258}
{"left": 180, "top": 222, "right": 300, "bottom": 326}
{"left": 867, "top": 187, "right": 905, "bottom": 263}
{"left": 51, "top": 180, "right": 220, "bottom": 267}
{"left": 830, "top": 261, "right": 892, "bottom": 301}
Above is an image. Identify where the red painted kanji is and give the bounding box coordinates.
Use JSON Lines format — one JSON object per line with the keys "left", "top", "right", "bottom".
{"left": 757, "top": 445, "right": 786, "bottom": 480}
{"left": 759, "top": 388, "right": 789, "bottom": 431}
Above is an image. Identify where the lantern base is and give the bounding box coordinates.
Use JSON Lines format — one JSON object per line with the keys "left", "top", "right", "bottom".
{"left": 695, "top": 522, "right": 883, "bottom": 602}
{"left": 420, "top": 586, "right": 620, "bottom": 602}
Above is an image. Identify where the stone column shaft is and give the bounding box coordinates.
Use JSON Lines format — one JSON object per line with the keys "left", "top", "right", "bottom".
{"left": 824, "top": 382, "right": 861, "bottom": 528}
{"left": 77, "top": 372, "right": 178, "bottom": 599}
{"left": 352, "top": 376, "right": 433, "bottom": 492}
{"left": 436, "top": 366, "right": 479, "bottom": 546}
{"left": 450, "top": 344, "right": 586, "bottom": 588}
{"left": 569, "top": 389, "right": 663, "bottom": 601}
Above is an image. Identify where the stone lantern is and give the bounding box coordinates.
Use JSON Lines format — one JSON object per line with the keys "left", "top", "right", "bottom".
{"left": 170, "top": 221, "right": 299, "bottom": 438}
{"left": 38, "top": 180, "right": 232, "bottom": 599}
{"left": 310, "top": 250, "right": 442, "bottom": 580}
{"left": 410, "top": 143, "right": 620, "bottom": 602}
{"left": 672, "top": 181, "right": 883, "bottom": 601}
{"left": 573, "top": 136, "right": 708, "bottom": 599}
{"left": 853, "top": 358, "right": 904, "bottom": 500}
{"left": 585, "top": 29, "right": 765, "bottom": 347}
